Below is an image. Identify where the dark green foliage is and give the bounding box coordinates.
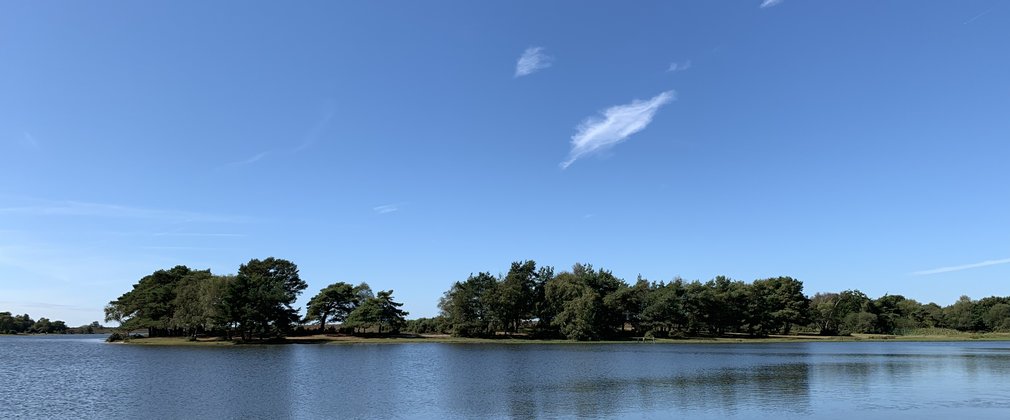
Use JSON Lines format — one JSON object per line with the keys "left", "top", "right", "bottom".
{"left": 102, "top": 258, "right": 415, "bottom": 340}
{"left": 438, "top": 261, "right": 1010, "bottom": 341}
{"left": 604, "top": 277, "right": 650, "bottom": 333}
{"left": 0, "top": 312, "right": 33, "bottom": 334}
{"left": 105, "top": 265, "right": 197, "bottom": 337}
{"left": 0, "top": 312, "right": 70, "bottom": 334}
{"left": 943, "top": 295, "right": 976, "bottom": 331}
{"left": 346, "top": 290, "right": 408, "bottom": 334}
{"left": 99, "top": 257, "right": 1010, "bottom": 342}
{"left": 102, "top": 257, "right": 305, "bottom": 340}
{"left": 898, "top": 300, "right": 943, "bottom": 329}
{"left": 544, "top": 272, "right": 601, "bottom": 340}
{"left": 871, "top": 294, "right": 907, "bottom": 334}
{"left": 439, "top": 272, "right": 501, "bottom": 337}
{"left": 640, "top": 280, "right": 685, "bottom": 336}
{"left": 703, "top": 276, "right": 750, "bottom": 335}
{"left": 402, "top": 316, "right": 450, "bottom": 334}
{"left": 171, "top": 273, "right": 231, "bottom": 337}
{"left": 746, "top": 277, "right": 810, "bottom": 335}
{"left": 542, "top": 264, "right": 626, "bottom": 340}
{"left": 224, "top": 258, "right": 308, "bottom": 339}
{"left": 305, "top": 282, "right": 360, "bottom": 332}
{"left": 811, "top": 290, "right": 871, "bottom": 335}
{"left": 934, "top": 295, "right": 1010, "bottom": 332}
{"left": 983, "top": 303, "right": 1010, "bottom": 331}
{"left": 30, "top": 318, "right": 66, "bottom": 334}
{"left": 495, "top": 261, "right": 539, "bottom": 335}
{"left": 438, "top": 262, "right": 557, "bottom": 338}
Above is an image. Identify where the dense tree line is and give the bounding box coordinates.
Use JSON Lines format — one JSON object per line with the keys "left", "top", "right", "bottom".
{"left": 305, "top": 282, "right": 409, "bottom": 334}
{"left": 106, "top": 257, "right": 1010, "bottom": 342}
{"left": 105, "top": 257, "right": 408, "bottom": 340}
{"left": 0, "top": 312, "right": 69, "bottom": 334}
{"left": 435, "top": 260, "right": 1010, "bottom": 340}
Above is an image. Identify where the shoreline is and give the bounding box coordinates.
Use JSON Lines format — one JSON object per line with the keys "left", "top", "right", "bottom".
{"left": 116, "top": 332, "right": 1010, "bottom": 346}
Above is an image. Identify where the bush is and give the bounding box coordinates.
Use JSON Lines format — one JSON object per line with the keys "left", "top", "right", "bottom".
{"left": 106, "top": 332, "right": 124, "bottom": 342}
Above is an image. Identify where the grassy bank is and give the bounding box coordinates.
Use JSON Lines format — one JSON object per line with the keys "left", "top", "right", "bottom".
{"left": 116, "top": 331, "right": 1010, "bottom": 346}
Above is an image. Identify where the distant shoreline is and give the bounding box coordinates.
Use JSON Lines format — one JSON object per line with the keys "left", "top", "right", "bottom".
{"left": 115, "top": 333, "right": 1010, "bottom": 346}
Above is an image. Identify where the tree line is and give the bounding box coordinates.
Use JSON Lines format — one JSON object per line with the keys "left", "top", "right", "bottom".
{"left": 1, "top": 311, "right": 109, "bottom": 335}
{"left": 105, "top": 257, "right": 1010, "bottom": 342}
{"left": 433, "top": 260, "right": 1010, "bottom": 340}
{"left": 0, "top": 312, "right": 70, "bottom": 334}
{"left": 105, "top": 257, "right": 408, "bottom": 340}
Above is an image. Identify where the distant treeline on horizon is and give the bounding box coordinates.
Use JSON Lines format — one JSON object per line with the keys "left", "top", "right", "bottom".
{"left": 0, "top": 312, "right": 104, "bottom": 335}
{"left": 102, "top": 257, "right": 1010, "bottom": 341}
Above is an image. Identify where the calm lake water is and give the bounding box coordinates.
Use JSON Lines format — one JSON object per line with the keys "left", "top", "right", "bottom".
{"left": 2, "top": 335, "right": 1010, "bottom": 419}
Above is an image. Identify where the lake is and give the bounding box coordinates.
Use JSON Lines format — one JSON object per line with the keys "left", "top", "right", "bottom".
{"left": 2, "top": 335, "right": 1009, "bottom": 419}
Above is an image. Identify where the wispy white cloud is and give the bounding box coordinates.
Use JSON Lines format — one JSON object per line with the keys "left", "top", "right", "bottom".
{"left": 294, "top": 106, "right": 336, "bottom": 153}
{"left": 760, "top": 0, "right": 783, "bottom": 8}
{"left": 964, "top": 7, "right": 993, "bottom": 25}
{"left": 912, "top": 257, "right": 1010, "bottom": 275}
{"left": 0, "top": 199, "right": 252, "bottom": 223}
{"left": 515, "top": 47, "right": 553, "bottom": 77}
{"left": 373, "top": 204, "right": 399, "bottom": 214}
{"left": 222, "top": 103, "right": 335, "bottom": 166}
{"left": 561, "top": 90, "right": 676, "bottom": 169}
{"left": 667, "top": 60, "right": 692, "bottom": 73}
{"left": 227, "top": 151, "right": 269, "bottom": 167}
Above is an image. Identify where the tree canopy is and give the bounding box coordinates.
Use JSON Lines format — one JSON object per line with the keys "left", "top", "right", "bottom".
{"left": 102, "top": 257, "right": 1010, "bottom": 342}
{"left": 346, "top": 290, "right": 408, "bottom": 334}
{"left": 434, "top": 260, "right": 1010, "bottom": 340}
{"left": 305, "top": 282, "right": 360, "bottom": 332}
{"left": 105, "top": 257, "right": 308, "bottom": 340}
{"left": 0, "top": 312, "right": 69, "bottom": 334}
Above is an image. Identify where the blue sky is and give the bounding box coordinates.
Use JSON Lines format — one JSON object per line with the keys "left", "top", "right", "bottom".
{"left": 2, "top": 1, "right": 1008, "bottom": 325}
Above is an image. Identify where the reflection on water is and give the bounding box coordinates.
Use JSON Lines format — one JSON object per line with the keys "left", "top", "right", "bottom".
{"left": 2, "top": 336, "right": 1010, "bottom": 419}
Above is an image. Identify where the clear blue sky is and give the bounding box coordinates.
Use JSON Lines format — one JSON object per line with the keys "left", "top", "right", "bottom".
{"left": 2, "top": 1, "right": 1008, "bottom": 326}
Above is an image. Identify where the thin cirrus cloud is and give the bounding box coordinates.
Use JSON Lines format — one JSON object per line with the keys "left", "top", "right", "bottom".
{"left": 667, "top": 60, "right": 692, "bottom": 73}
{"left": 293, "top": 105, "right": 336, "bottom": 153}
{"left": 222, "top": 103, "right": 335, "bottom": 166}
{"left": 760, "top": 0, "right": 783, "bottom": 8}
{"left": 963, "top": 7, "right": 992, "bottom": 25}
{"left": 0, "top": 301, "right": 89, "bottom": 311}
{"left": 226, "top": 151, "right": 269, "bottom": 167}
{"left": 560, "top": 90, "right": 676, "bottom": 169}
{"left": 0, "top": 199, "right": 253, "bottom": 224}
{"left": 912, "top": 257, "right": 1010, "bottom": 275}
{"left": 373, "top": 204, "right": 399, "bottom": 214}
{"left": 515, "top": 47, "right": 553, "bottom": 77}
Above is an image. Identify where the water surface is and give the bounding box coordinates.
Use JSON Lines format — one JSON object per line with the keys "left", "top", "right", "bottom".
{"left": 2, "top": 335, "right": 1009, "bottom": 419}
